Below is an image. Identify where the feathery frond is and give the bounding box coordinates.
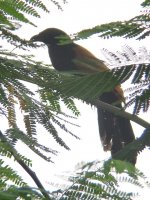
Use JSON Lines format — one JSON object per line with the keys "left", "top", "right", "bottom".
{"left": 101, "top": 46, "right": 150, "bottom": 114}
{"left": 0, "top": 51, "right": 80, "bottom": 160}
{"left": 1, "top": 0, "right": 150, "bottom": 199}
{"left": 49, "top": 160, "right": 150, "bottom": 199}
{"left": 76, "top": 1, "right": 150, "bottom": 40}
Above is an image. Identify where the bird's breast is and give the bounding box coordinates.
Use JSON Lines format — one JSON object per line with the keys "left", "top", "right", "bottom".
{"left": 48, "top": 45, "right": 76, "bottom": 71}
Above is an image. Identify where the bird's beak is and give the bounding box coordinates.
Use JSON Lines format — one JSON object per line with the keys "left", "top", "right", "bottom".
{"left": 30, "top": 34, "right": 40, "bottom": 42}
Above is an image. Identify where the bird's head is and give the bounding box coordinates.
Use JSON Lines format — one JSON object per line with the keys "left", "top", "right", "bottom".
{"left": 30, "top": 28, "right": 72, "bottom": 46}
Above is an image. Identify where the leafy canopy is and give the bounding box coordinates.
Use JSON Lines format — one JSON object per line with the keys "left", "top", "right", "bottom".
{"left": 0, "top": 0, "right": 150, "bottom": 199}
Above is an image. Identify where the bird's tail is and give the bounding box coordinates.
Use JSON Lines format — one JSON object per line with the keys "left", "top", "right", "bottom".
{"left": 97, "top": 91, "right": 136, "bottom": 164}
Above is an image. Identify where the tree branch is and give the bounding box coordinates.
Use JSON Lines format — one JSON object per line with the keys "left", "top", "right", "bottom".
{"left": 0, "top": 131, "right": 51, "bottom": 200}
{"left": 90, "top": 99, "right": 150, "bottom": 128}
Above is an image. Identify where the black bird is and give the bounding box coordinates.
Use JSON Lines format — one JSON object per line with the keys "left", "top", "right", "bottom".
{"left": 31, "top": 28, "right": 136, "bottom": 164}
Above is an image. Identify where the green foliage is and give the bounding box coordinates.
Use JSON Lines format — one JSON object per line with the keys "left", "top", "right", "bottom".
{"left": 76, "top": 21, "right": 147, "bottom": 40}
{"left": 72, "top": 1, "right": 150, "bottom": 115}
{"left": 76, "top": 5, "right": 150, "bottom": 40}
{"left": 0, "top": 50, "right": 81, "bottom": 159}
{"left": 0, "top": 0, "right": 80, "bottom": 199}
{"left": 0, "top": 0, "right": 65, "bottom": 48}
{"left": 0, "top": 158, "right": 26, "bottom": 187}
{"left": 49, "top": 160, "right": 149, "bottom": 200}
{"left": 101, "top": 46, "right": 150, "bottom": 114}
{"left": 111, "top": 127, "right": 150, "bottom": 165}
{"left": 76, "top": 0, "right": 150, "bottom": 40}
{"left": 0, "top": 186, "right": 44, "bottom": 200}
{"left": 49, "top": 71, "right": 120, "bottom": 101}
{"left": 40, "top": 59, "right": 150, "bottom": 115}
{"left": 0, "top": 156, "right": 42, "bottom": 199}
{"left": 0, "top": 0, "right": 64, "bottom": 28}
{"left": 0, "top": 0, "right": 150, "bottom": 199}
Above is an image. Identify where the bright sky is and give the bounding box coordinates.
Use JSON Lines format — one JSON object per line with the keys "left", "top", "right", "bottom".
{"left": 3, "top": 0, "right": 150, "bottom": 199}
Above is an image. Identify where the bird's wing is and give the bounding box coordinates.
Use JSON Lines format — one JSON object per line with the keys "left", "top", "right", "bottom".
{"left": 72, "top": 44, "right": 124, "bottom": 100}
{"left": 72, "top": 44, "right": 108, "bottom": 73}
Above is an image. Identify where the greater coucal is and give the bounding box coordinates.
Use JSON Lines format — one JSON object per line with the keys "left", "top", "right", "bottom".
{"left": 31, "top": 28, "right": 136, "bottom": 164}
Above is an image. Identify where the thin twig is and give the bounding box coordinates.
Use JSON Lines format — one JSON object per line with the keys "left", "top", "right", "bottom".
{"left": 0, "top": 131, "right": 51, "bottom": 200}
{"left": 91, "top": 99, "right": 150, "bottom": 128}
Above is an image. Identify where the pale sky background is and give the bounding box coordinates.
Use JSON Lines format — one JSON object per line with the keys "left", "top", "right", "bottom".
{"left": 2, "top": 0, "right": 150, "bottom": 199}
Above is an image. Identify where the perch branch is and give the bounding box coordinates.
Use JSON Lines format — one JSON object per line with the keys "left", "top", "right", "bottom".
{"left": 91, "top": 99, "right": 150, "bottom": 128}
